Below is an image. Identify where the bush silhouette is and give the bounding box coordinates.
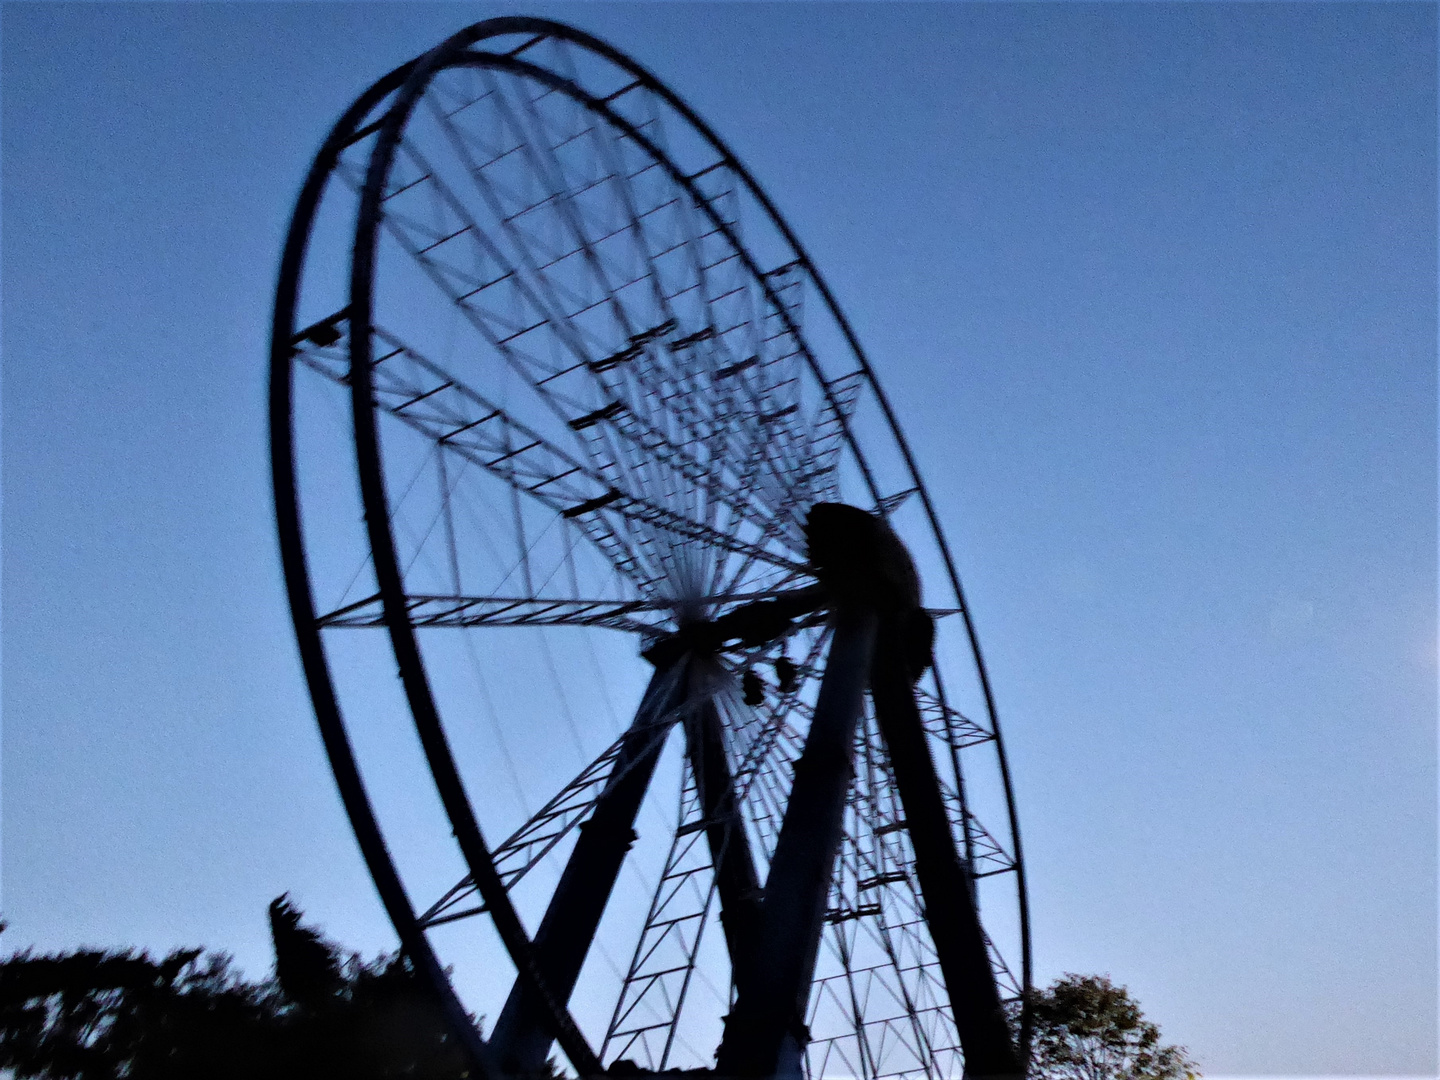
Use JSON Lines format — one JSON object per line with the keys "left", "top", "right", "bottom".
{"left": 0, "top": 896, "right": 473, "bottom": 1079}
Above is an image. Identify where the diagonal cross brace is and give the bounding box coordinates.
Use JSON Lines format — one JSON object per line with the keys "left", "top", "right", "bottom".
{"left": 488, "top": 661, "right": 685, "bottom": 1075}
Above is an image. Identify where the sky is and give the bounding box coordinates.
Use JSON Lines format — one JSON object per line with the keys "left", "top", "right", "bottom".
{"left": 2, "top": 2, "right": 1436, "bottom": 1075}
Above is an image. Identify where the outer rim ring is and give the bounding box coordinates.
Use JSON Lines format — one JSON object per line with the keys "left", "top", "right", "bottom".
{"left": 348, "top": 29, "right": 610, "bottom": 1080}
{"left": 274, "top": 15, "right": 1031, "bottom": 1073}
{"left": 266, "top": 53, "right": 508, "bottom": 1079}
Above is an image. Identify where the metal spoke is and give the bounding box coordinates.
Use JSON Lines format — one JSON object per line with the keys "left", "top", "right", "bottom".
{"left": 403, "top": 82, "right": 808, "bottom": 572}
{"left": 318, "top": 593, "right": 669, "bottom": 633}
{"left": 317, "top": 586, "right": 826, "bottom": 633}
{"left": 294, "top": 326, "right": 809, "bottom": 588}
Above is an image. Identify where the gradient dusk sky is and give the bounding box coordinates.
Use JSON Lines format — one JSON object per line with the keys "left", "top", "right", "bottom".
{"left": 2, "top": 3, "right": 1435, "bottom": 1075}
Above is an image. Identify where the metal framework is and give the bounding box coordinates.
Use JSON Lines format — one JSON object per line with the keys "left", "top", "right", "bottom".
{"left": 271, "top": 17, "right": 1029, "bottom": 1080}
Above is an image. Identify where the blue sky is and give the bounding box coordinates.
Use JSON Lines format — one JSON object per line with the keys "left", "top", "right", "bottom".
{"left": 2, "top": 3, "right": 1435, "bottom": 1074}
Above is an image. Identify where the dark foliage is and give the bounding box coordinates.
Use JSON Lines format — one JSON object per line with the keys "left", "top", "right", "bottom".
{"left": 268, "top": 894, "right": 345, "bottom": 1009}
{"left": 1018, "top": 974, "right": 1200, "bottom": 1080}
{"left": 0, "top": 898, "right": 474, "bottom": 1079}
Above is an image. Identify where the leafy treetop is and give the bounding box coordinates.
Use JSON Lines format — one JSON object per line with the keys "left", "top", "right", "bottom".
{"left": 1025, "top": 973, "right": 1199, "bottom": 1080}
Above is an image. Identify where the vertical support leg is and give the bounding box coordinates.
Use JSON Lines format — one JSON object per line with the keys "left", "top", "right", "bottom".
{"left": 715, "top": 607, "right": 878, "bottom": 1080}
{"left": 868, "top": 616, "right": 1023, "bottom": 1080}
{"left": 490, "top": 662, "right": 684, "bottom": 1074}
{"left": 686, "top": 694, "right": 763, "bottom": 992}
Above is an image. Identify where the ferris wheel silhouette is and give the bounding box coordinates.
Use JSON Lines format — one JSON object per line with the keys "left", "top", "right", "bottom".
{"left": 271, "top": 18, "right": 1029, "bottom": 1080}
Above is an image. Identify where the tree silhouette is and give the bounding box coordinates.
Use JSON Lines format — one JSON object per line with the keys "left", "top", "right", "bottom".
{"left": 0, "top": 946, "right": 278, "bottom": 1079}
{"left": 269, "top": 894, "right": 345, "bottom": 1009}
{"left": 3, "top": 908, "right": 1193, "bottom": 1079}
{"left": 1022, "top": 973, "right": 1199, "bottom": 1080}
{"left": 0, "top": 898, "right": 473, "bottom": 1079}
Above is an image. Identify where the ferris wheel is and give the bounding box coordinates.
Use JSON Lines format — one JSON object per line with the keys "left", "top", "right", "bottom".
{"left": 270, "top": 18, "right": 1029, "bottom": 1080}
